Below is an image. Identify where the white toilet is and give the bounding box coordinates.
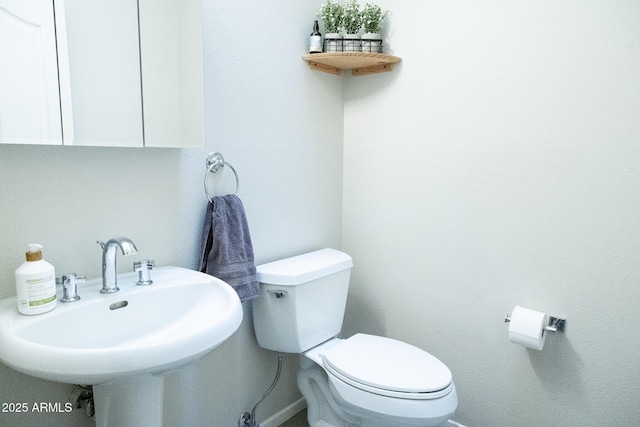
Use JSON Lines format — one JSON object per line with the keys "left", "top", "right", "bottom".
{"left": 252, "top": 249, "right": 458, "bottom": 427}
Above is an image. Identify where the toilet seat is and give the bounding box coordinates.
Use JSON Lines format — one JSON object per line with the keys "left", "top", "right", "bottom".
{"left": 322, "top": 334, "right": 453, "bottom": 400}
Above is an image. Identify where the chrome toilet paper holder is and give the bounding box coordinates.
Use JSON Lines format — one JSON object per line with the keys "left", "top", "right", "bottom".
{"left": 504, "top": 314, "right": 566, "bottom": 333}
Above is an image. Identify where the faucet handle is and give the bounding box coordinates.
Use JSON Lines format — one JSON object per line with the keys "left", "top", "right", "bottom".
{"left": 58, "top": 273, "right": 85, "bottom": 302}
{"left": 133, "top": 260, "right": 155, "bottom": 286}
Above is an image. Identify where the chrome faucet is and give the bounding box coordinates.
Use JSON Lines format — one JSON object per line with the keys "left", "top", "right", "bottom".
{"left": 97, "top": 237, "right": 138, "bottom": 294}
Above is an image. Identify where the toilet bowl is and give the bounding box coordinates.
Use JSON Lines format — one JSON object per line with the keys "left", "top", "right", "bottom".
{"left": 301, "top": 334, "right": 458, "bottom": 426}
{"left": 252, "top": 249, "right": 457, "bottom": 426}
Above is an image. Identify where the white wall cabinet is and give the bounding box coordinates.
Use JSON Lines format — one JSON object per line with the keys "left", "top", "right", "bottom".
{"left": 0, "top": 0, "right": 204, "bottom": 148}
{"left": 0, "top": 0, "right": 63, "bottom": 145}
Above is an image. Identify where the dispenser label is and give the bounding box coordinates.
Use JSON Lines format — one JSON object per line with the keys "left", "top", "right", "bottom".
{"left": 26, "top": 274, "right": 55, "bottom": 305}
{"left": 17, "top": 273, "right": 57, "bottom": 312}
{"left": 309, "top": 35, "right": 322, "bottom": 53}
{"left": 29, "top": 294, "right": 56, "bottom": 307}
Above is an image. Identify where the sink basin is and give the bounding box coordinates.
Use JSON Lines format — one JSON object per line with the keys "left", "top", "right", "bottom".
{"left": 0, "top": 266, "right": 243, "bottom": 384}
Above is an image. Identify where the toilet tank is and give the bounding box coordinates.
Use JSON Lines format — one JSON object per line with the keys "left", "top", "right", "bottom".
{"left": 252, "top": 249, "right": 353, "bottom": 353}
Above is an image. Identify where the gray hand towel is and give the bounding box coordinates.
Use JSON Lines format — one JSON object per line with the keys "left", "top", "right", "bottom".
{"left": 199, "top": 194, "right": 259, "bottom": 302}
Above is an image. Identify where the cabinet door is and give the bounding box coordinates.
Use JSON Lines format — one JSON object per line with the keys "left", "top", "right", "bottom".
{"left": 0, "top": 0, "right": 62, "bottom": 145}
{"left": 63, "top": 0, "right": 143, "bottom": 147}
{"left": 139, "top": 0, "right": 204, "bottom": 148}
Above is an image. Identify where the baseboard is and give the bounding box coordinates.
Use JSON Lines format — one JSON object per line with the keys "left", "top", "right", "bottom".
{"left": 259, "top": 397, "right": 307, "bottom": 427}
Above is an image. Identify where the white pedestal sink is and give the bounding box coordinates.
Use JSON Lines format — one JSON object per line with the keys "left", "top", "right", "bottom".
{"left": 0, "top": 266, "right": 243, "bottom": 426}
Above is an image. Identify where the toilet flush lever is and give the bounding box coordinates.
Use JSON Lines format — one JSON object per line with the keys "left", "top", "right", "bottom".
{"left": 267, "top": 290, "right": 288, "bottom": 298}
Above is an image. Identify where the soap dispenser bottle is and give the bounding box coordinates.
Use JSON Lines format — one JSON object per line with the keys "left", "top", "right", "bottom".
{"left": 15, "top": 244, "right": 57, "bottom": 315}
{"left": 309, "top": 20, "right": 322, "bottom": 54}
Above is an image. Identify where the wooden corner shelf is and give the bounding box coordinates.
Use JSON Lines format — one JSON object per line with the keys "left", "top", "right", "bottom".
{"left": 302, "top": 52, "right": 402, "bottom": 76}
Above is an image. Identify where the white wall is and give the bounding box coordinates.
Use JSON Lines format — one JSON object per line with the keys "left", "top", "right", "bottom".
{"left": 0, "top": 0, "right": 344, "bottom": 425}
{"left": 342, "top": 1, "right": 640, "bottom": 426}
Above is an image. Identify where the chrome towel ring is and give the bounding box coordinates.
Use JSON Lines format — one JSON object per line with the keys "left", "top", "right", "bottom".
{"left": 204, "top": 152, "right": 239, "bottom": 202}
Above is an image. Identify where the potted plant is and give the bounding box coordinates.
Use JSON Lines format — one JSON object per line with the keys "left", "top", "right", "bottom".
{"left": 361, "top": 3, "right": 387, "bottom": 53}
{"left": 342, "top": 0, "right": 362, "bottom": 52}
{"left": 319, "top": 0, "right": 344, "bottom": 52}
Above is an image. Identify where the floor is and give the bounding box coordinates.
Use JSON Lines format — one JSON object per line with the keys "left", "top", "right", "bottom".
{"left": 279, "top": 409, "right": 309, "bottom": 427}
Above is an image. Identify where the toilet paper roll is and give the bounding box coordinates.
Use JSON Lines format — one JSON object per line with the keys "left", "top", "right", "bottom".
{"left": 508, "top": 305, "right": 548, "bottom": 350}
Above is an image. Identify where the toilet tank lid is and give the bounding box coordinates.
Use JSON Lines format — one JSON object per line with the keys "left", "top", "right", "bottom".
{"left": 256, "top": 248, "right": 353, "bottom": 286}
